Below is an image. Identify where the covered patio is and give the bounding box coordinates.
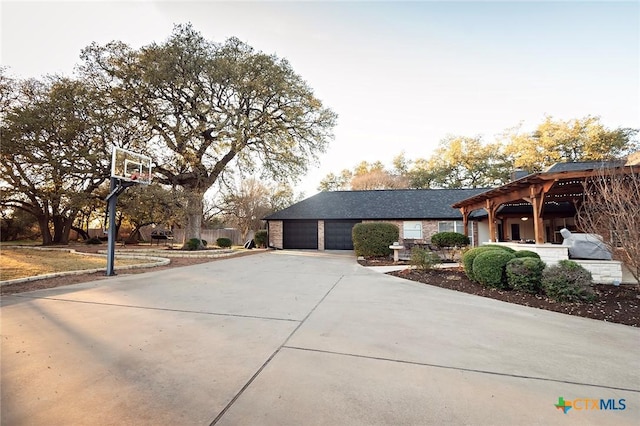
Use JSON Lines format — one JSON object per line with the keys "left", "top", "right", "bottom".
{"left": 452, "top": 159, "right": 640, "bottom": 245}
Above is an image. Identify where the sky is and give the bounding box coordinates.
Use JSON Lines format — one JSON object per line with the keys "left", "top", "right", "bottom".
{"left": 2, "top": 0, "right": 639, "bottom": 196}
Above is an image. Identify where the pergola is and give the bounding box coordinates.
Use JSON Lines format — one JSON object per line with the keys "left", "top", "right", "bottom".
{"left": 452, "top": 160, "right": 640, "bottom": 244}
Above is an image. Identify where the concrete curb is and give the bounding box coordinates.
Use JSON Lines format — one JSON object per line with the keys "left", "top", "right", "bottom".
{"left": 1, "top": 246, "right": 169, "bottom": 286}
{"left": 1, "top": 246, "right": 269, "bottom": 286}
{"left": 99, "top": 248, "right": 269, "bottom": 258}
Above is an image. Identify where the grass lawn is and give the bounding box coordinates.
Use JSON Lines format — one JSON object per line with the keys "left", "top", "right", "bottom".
{"left": 0, "top": 248, "right": 155, "bottom": 281}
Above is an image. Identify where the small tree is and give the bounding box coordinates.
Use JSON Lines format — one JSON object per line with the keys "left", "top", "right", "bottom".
{"left": 577, "top": 164, "right": 640, "bottom": 284}
{"left": 410, "top": 247, "right": 442, "bottom": 270}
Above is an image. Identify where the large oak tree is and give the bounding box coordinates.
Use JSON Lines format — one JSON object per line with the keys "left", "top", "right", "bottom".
{"left": 0, "top": 73, "right": 139, "bottom": 244}
{"left": 80, "top": 24, "right": 337, "bottom": 247}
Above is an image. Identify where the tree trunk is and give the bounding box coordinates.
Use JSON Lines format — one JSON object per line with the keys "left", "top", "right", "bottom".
{"left": 183, "top": 189, "right": 205, "bottom": 249}
{"left": 37, "top": 214, "right": 53, "bottom": 245}
{"left": 71, "top": 226, "right": 90, "bottom": 241}
{"left": 127, "top": 224, "right": 143, "bottom": 243}
{"left": 52, "top": 215, "right": 75, "bottom": 245}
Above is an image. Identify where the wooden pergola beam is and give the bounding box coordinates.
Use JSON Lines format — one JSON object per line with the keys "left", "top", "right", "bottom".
{"left": 451, "top": 164, "right": 640, "bottom": 245}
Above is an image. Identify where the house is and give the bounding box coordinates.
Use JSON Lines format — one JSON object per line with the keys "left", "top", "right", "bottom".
{"left": 263, "top": 188, "right": 488, "bottom": 250}
{"left": 265, "top": 154, "right": 640, "bottom": 252}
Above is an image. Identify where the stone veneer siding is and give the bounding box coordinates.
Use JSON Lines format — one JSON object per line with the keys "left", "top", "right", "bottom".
{"left": 268, "top": 220, "right": 283, "bottom": 249}
{"left": 318, "top": 220, "right": 325, "bottom": 251}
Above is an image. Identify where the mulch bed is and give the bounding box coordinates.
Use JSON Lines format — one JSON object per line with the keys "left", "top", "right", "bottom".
{"left": 359, "top": 258, "right": 640, "bottom": 327}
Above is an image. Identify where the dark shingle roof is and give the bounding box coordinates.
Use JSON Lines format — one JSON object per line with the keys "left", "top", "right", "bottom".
{"left": 545, "top": 160, "right": 625, "bottom": 173}
{"left": 264, "top": 189, "right": 488, "bottom": 220}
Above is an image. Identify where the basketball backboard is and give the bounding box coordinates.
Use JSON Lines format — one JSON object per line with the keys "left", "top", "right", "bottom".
{"left": 111, "top": 146, "right": 152, "bottom": 185}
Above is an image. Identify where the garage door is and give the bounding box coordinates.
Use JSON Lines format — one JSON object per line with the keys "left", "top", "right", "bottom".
{"left": 283, "top": 220, "right": 318, "bottom": 249}
{"left": 324, "top": 220, "right": 361, "bottom": 250}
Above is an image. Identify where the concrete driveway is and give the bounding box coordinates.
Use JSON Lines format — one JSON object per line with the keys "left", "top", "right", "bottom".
{"left": 1, "top": 250, "right": 638, "bottom": 425}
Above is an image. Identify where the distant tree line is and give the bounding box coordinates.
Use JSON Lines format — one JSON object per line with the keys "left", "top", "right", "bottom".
{"left": 318, "top": 116, "right": 638, "bottom": 191}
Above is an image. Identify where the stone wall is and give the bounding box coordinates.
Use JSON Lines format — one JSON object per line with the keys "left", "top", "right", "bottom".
{"left": 488, "top": 242, "right": 626, "bottom": 284}
{"left": 573, "top": 259, "right": 624, "bottom": 285}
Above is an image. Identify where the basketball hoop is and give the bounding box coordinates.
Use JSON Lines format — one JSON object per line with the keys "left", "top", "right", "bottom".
{"left": 111, "top": 147, "right": 153, "bottom": 185}
{"left": 106, "top": 146, "right": 153, "bottom": 276}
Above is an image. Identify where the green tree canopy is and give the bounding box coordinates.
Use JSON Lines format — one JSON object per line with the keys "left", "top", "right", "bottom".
{"left": 425, "top": 136, "right": 512, "bottom": 188}
{"left": 318, "top": 116, "right": 637, "bottom": 190}
{"left": 0, "top": 73, "right": 139, "bottom": 244}
{"left": 117, "top": 184, "right": 186, "bottom": 242}
{"left": 80, "top": 24, "right": 337, "bottom": 247}
{"left": 505, "top": 115, "right": 639, "bottom": 172}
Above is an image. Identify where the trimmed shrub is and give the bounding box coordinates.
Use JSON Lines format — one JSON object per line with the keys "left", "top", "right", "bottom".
{"left": 513, "top": 250, "right": 541, "bottom": 259}
{"left": 185, "top": 238, "right": 207, "bottom": 250}
{"left": 410, "top": 247, "right": 442, "bottom": 270}
{"left": 430, "top": 232, "right": 470, "bottom": 249}
{"left": 482, "top": 244, "right": 516, "bottom": 253}
{"left": 352, "top": 222, "right": 399, "bottom": 257}
{"left": 542, "top": 260, "right": 595, "bottom": 302}
{"left": 254, "top": 230, "right": 268, "bottom": 248}
{"left": 216, "top": 237, "right": 232, "bottom": 248}
{"left": 431, "top": 231, "right": 470, "bottom": 262}
{"left": 506, "top": 257, "right": 546, "bottom": 293}
{"left": 462, "top": 246, "right": 506, "bottom": 281}
{"left": 85, "top": 237, "right": 102, "bottom": 245}
{"left": 472, "top": 250, "right": 515, "bottom": 289}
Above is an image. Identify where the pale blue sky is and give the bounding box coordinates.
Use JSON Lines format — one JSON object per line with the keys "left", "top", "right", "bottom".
{"left": 2, "top": 1, "right": 638, "bottom": 195}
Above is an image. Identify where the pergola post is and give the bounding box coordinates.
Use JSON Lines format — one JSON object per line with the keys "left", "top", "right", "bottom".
{"left": 525, "top": 182, "right": 554, "bottom": 244}
{"left": 530, "top": 192, "right": 545, "bottom": 244}
{"left": 461, "top": 207, "right": 469, "bottom": 239}
{"left": 485, "top": 200, "right": 498, "bottom": 242}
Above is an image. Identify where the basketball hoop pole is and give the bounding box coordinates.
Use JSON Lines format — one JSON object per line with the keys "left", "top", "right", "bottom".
{"left": 105, "top": 177, "right": 135, "bottom": 276}
{"left": 106, "top": 178, "right": 118, "bottom": 276}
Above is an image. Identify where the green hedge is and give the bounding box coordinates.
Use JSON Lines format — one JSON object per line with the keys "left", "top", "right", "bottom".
{"left": 472, "top": 250, "right": 515, "bottom": 289}
{"left": 352, "top": 222, "right": 399, "bottom": 257}
{"left": 513, "top": 250, "right": 541, "bottom": 259}
{"left": 506, "top": 257, "right": 546, "bottom": 293}
{"left": 430, "top": 232, "right": 470, "bottom": 248}
{"left": 216, "top": 237, "right": 232, "bottom": 248}
{"left": 482, "top": 244, "right": 516, "bottom": 253}
{"left": 185, "top": 238, "right": 208, "bottom": 250}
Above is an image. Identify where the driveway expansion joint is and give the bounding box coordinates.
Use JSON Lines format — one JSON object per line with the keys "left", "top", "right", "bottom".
{"left": 281, "top": 345, "right": 640, "bottom": 394}
{"left": 9, "top": 295, "right": 302, "bottom": 323}
{"left": 209, "top": 274, "right": 346, "bottom": 425}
